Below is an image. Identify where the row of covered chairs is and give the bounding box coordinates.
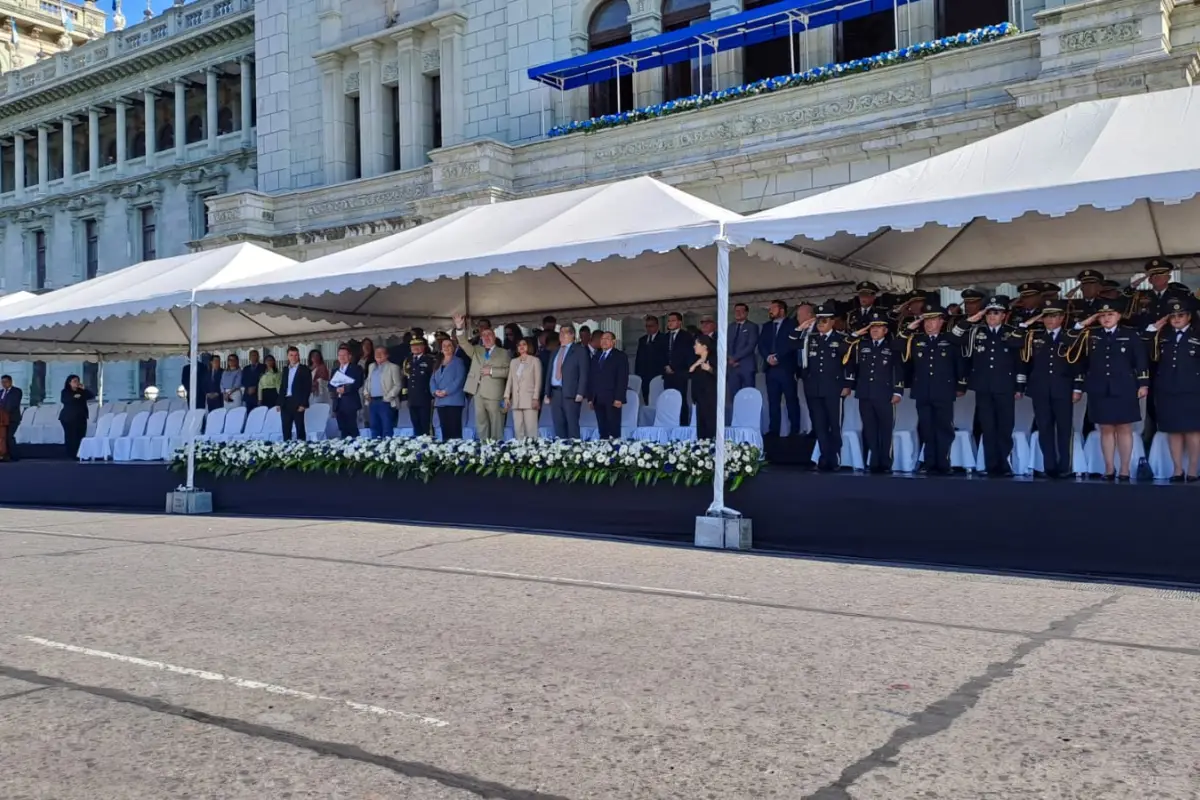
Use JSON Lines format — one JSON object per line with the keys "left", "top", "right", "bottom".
{"left": 16, "top": 397, "right": 192, "bottom": 445}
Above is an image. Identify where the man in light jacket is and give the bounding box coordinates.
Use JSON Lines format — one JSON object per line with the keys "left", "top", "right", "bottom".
{"left": 453, "top": 314, "right": 510, "bottom": 441}
{"left": 363, "top": 345, "right": 402, "bottom": 438}
{"left": 543, "top": 324, "right": 590, "bottom": 439}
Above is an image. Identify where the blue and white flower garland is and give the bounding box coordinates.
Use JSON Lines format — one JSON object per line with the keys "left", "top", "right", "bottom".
{"left": 548, "top": 23, "right": 1018, "bottom": 138}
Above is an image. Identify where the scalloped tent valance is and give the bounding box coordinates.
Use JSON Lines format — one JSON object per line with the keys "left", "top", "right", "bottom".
{"left": 725, "top": 86, "right": 1200, "bottom": 287}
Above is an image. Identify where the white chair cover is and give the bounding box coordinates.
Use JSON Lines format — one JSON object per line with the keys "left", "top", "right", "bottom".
{"left": 304, "top": 403, "right": 331, "bottom": 441}
{"left": 394, "top": 405, "right": 414, "bottom": 437}
{"left": 579, "top": 402, "right": 599, "bottom": 441}
{"left": 212, "top": 406, "right": 248, "bottom": 442}
{"left": 538, "top": 400, "right": 555, "bottom": 439}
{"left": 163, "top": 409, "right": 206, "bottom": 459}
{"left": 627, "top": 374, "right": 642, "bottom": 398}
{"left": 232, "top": 405, "right": 268, "bottom": 441}
{"left": 112, "top": 411, "right": 150, "bottom": 462}
{"left": 633, "top": 388, "right": 681, "bottom": 442}
{"left": 639, "top": 375, "right": 666, "bottom": 426}
{"left": 620, "top": 390, "right": 641, "bottom": 438}
{"left": 259, "top": 407, "right": 283, "bottom": 441}
{"left": 892, "top": 393, "right": 921, "bottom": 473}
{"left": 197, "top": 408, "right": 227, "bottom": 441}
{"left": 78, "top": 414, "right": 115, "bottom": 461}
{"left": 727, "top": 387, "right": 763, "bottom": 449}
{"left": 810, "top": 397, "right": 865, "bottom": 470}
{"left": 950, "top": 391, "right": 978, "bottom": 471}
{"left": 148, "top": 410, "right": 186, "bottom": 462}
{"left": 129, "top": 410, "right": 169, "bottom": 461}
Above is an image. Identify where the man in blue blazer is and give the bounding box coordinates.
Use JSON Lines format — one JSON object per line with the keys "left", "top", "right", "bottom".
{"left": 726, "top": 302, "right": 760, "bottom": 403}
{"left": 589, "top": 331, "right": 629, "bottom": 439}
{"left": 757, "top": 299, "right": 799, "bottom": 436}
{"left": 543, "top": 325, "right": 590, "bottom": 439}
{"left": 330, "top": 344, "right": 365, "bottom": 438}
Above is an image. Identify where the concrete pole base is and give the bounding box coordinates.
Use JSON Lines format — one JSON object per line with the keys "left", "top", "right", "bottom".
{"left": 166, "top": 489, "right": 213, "bottom": 515}
{"left": 694, "top": 515, "right": 752, "bottom": 550}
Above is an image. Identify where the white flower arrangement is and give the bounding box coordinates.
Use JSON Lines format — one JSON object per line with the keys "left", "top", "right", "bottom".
{"left": 548, "top": 23, "right": 1018, "bottom": 138}
{"left": 174, "top": 437, "right": 764, "bottom": 489}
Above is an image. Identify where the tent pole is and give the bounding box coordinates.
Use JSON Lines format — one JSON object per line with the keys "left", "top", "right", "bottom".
{"left": 185, "top": 299, "right": 198, "bottom": 491}
{"left": 97, "top": 354, "right": 104, "bottom": 404}
{"left": 893, "top": 0, "right": 899, "bottom": 49}
{"left": 708, "top": 237, "right": 736, "bottom": 518}
{"left": 698, "top": 43, "right": 703, "bottom": 95}
{"left": 789, "top": 18, "right": 795, "bottom": 74}
{"left": 540, "top": 86, "right": 545, "bottom": 136}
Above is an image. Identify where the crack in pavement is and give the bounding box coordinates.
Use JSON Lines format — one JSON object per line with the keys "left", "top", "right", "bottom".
{"left": 801, "top": 593, "right": 1124, "bottom": 800}
{"left": 0, "top": 685, "right": 53, "bottom": 703}
{"left": 373, "top": 532, "right": 509, "bottom": 560}
{"left": 0, "top": 662, "right": 574, "bottom": 800}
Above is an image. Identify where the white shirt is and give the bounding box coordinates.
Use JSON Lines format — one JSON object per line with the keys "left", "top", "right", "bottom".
{"left": 286, "top": 364, "right": 299, "bottom": 396}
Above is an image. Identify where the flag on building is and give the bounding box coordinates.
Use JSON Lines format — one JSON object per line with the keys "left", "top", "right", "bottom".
{"left": 61, "top": 6, "right": 75, "bottom": 33}
{"left": 9, "top": 17, "right": 18, "bottom": 45}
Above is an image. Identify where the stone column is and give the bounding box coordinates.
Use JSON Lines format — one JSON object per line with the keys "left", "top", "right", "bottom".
{"left": 710, "top": 0, "right": 742, "bottom": 91}
{"left": 240, "top": 57, "right": 254, "bottom": 146}
{"left": 145, "top": 89, "right": 158, "bottom": 167}
{"left": 174, "top": 79, "right": 188, "bottom": 162}
{"left": 62, "top": 117, "right": 75, "bottom": 184}
{"left": 88, "top": 107, "right": 100, "bottom": 182}
{"left": 432, "top": 15, "right": 466, "bottom": 147}
{"left": 628, "top": 6, "right": 662, "bottom": 109}
{"left": 14, "top": 133, "right": 26, "bottom": 197}
{"left": 316, "top": 53, "right": 347, "bottom": 184}
{"left": 351, "top": 41, "right": 384, "bottom": 179}
{"left": 206, "top": 66, "right": 220, "bottom": 153}
{"left": 392, "top": 29, "right": 424, "bottom": 170}
{"left": 115, "top": 99, "right": 128, "bottom": 172}
{"left": 36, "top": 124, "right": 49, "bottom": 190}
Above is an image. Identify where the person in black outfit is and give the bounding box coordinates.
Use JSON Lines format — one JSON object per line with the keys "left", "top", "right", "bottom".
{"left": 1146, "top": 295, "right": 1200, "bottom": 481}
{"left": 0, "top": 375, "right": 23, "bottom": 461}
{"left": 181, "top": 355, "right": 211, "bottom": 410}
{"left": 947, "top": 295, "right": 1025, "bottom": 477}
{"left": 59, "top": 375, "right": 95, "bottom": 459}
{"left": 797, "top": 302, "right": 852, "bottom": 471}
{"left": 846, "top": 309, "right": 904, "bottom": 474}
{"left": 688, "top": 334, "right": 718, "bottom": 440}
{"left": 589, "top": 331, "right": 629, "bottom": 439}
{"left": 280, "top": 346, "right": 313, "bottom": 441}
{"left": 330, "top": 344, "right": 365, "bottom": 438}
{"left": 1020, "top": 299, "right": 1082, "bottom": 479}
{"left": 634, "top": 315, "right": 666, "bottom": 404}
{"left": 662, "top": 311, "right": 694, "bottom": 424}
{"left": 897, "top": 304, "right": 967, "bottom": 475}
{"left": 204, "top": 354, "right": 224, "bottom": 412}
{"left": 403, "top": 337, "right": 437, "bottom": 437}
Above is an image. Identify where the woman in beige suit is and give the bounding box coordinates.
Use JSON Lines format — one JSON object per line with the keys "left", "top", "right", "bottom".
{"left": 503, "top": 338, "right": 543, "bottom": 439}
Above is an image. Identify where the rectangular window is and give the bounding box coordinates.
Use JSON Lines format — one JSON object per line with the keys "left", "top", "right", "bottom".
{"left": 0, "top": 143, "right": 13, "bottom": 193}
{"left": 140, "top": 206, "right": 157, "bottom": 261}
{"left": 138, "top": 359, "right": 158, "bottom": 395}
{"left": 838, "top": 9, "right": 895, "bottom": 62}
{"left": 390, "top": 88, "right": 401, "bottom": 171}
{"left": 430, "top": 76, "right": 443, "bottom": 151}
{"left": 82, "top": 362, "right": 99, "bottom": 395}
{"left": 937, "top": 0, "right": 1009, "bottom": 37}
{"left": 196, "top": 193, "right": 215, "bottom": 238}
{"left": 85, "top": 219, "right": 100, "bottom": 280}
{"left": 31, "top": 361, "right": 47, "bottom": 406}
{"left": 34, "top": 230, "right": 47, "bottom": 291}
{"left": 350, "top": 96, "right": 362, "bottom": 180}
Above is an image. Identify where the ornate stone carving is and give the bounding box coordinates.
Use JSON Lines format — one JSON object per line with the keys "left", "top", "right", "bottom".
{"left": 421, "top": 49, "right": 440, "bottom": 73}
{"left": 382, "top": 61, "right": 399, "bottom": 83}
{"left": 210, "top": 208, "right": 243, "bottom": 224}
{"left": 438, "top": 161, "right": 479, "bottom": 180}
{"left": 1059, "top": 21, "right": 1139, "bottom": 53}
{"left": 593, "top": 83, "right": 931, "bottom": 162}
{"left": 305, "top": 184, "right": 427, "bottom": 217}
{"left": 344, "top": 71, "right": 360, "bottom": 93}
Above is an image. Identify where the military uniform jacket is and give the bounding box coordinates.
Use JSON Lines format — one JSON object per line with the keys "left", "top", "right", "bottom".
{"left": 801, "top": 331, "right": 852, "bottom": 398}
{"left": 895, "top": 332, "right": 966, "bottom": 402}
{"left": 1022, "top": 328, "right": 1080, "bottom": 399}
{"left": 1133, "top": 287, "right": 1192, "bottom": 328}
{"left": 947, "top": 322, "right": 1025, "bottom": 394}
{"left": 1008, "top": 304, "right": 1043, "bottom": 329}
{"left": 1152, "top": 326, "right": 1200, "bottom": 394}
{"left": 847, "top": 335, "right": 903, "bottom": 401}
{"left": 1067, "top": 325, "right": 1150, "bottom": 397}
{"left": 403, "top": 353, "right": 438, "bottom": 405}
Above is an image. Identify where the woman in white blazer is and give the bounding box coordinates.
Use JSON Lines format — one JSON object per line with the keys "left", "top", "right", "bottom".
{"left": 503, "top": 338, "right": 543, "bottom": 439}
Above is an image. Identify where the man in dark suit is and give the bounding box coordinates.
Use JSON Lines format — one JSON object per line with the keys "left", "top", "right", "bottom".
{"left": 662, "top": 311, "right": 694, "bottom": 425}
{"left": 280, "top": 345, "right": 313, "bottom": 441}
{"left": 0, "top": 375, "right": 23, "bottom": 461}
{"left": 330, "top": 344, "right": 364, "bottom": 438}
{"left": 634, "top": 315, "right": 666, "bottom": 404}
{"left": 589, "top": 331, "right": 629, "bottom": 439}
{"left": 543, "top": 325, "right": 590, "bottom": 439}
{"left": 726, "top": 302, "right": 760, "bottom": 400}
{"left": 181, "top": 355, "right": 212, "bottom": 410}
{"left": 757, "top": 299, "right": 799, "bottom": 436}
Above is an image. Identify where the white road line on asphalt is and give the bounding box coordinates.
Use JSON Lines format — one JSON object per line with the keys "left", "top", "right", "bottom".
{"left": 19, "top": 636, "right": 449, "bottom": 728}
{"left": 435, "top": 566, "right": 756, "bottom": 602}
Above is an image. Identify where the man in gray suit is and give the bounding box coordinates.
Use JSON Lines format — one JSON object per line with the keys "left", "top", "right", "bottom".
{"left": 542, "top": 325, "right": 590, "bottom": 439}
{"left": 727, "top": 302, "right": 760, "bottom": 399}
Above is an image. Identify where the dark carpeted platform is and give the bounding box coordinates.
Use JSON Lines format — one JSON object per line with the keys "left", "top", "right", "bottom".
{"left": 0, "top": 461, "right": 1196, "bottom": 587}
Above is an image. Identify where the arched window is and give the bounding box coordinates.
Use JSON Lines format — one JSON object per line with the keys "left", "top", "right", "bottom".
{"left": 217, "top": 107, "right": 234, "bottom": 136}
{"left": 130, "top": 132, "right": 146, "bottom": 159}
{"left": 186, "top": 114, "right": 204, "bottom": 145}
{"left": 661, "top": 0, "right": 709, "bottom": 102}
{"left": 159, "top": 124, "right": 175, "bottom": 150}
{"left": 588, "top": 0, "right": 632, "bottom": 118}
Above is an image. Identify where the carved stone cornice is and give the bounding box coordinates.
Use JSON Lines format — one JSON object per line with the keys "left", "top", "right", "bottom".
{"left": 65, "top": 194, "right": 108, "bottom": 219}
{"left": 117, "top": 180, "right": 164, "bottom": 206}
{"left": 1059, "top": 20, "right": 1140, "bottom": 52}
{"left": 180, "top": 164, "right": 229, "bottom": 186}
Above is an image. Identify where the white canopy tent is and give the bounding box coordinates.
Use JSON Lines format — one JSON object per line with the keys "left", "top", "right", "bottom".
{"left": 725, "top": 86, "right": 1200, "bottom": 288}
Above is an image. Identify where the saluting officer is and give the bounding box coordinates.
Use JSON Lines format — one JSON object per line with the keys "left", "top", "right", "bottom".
{"left": 949, "top": 289, "right": 985, "bottom": 329}
{"left": 1066, "top": 300, "right": 1149, "bottom": 481}
{"left": 1066, "top": 269, "right": 1106, "bottom": 322}
{"left": 846, "top": 309, "right": 904, "bottom": 474}
{"left": 1134, "top": 258, "right": 1191, "bottom": 326}
{"left": 403, "top": 336, "right": 438, "bottom": 436}
{"left": 841, "top": 281, "right": 899, "bottom": 333}
{"left": 948, "top": 295, "right": 1025, "bottom": 477}
{"left": 1020, "top": 299, "right": 1082, "bottom": 479}
{"left": 1008, "top": 282, "right": 1044, "bottom": 328}
{"left": 798, "top": 302, "right": 853, "bottom": 472}
{"left": 897, "top": 303, "right": 966, "bottom": 475}
{"left": 1145, "top": 296, "right": 1200, "bottom": 482}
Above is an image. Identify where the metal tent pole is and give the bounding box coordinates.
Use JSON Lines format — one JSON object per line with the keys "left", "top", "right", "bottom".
{"left": 97, "top": 354, "right": 104, "bottom": 404}
{"left": 185, "top": 299, "right": 198, "bottom": 491}
{"left": 893, "top": 0, "right": 899, "bottom": 49}
{"left": 789, "top": 17, "right": 795, "bottom": 74}
{"left": 540, "top": 85, "right": 545, "bottom": 135}
{"left": 708, "top": 237, "right": 736, "bottom": 518}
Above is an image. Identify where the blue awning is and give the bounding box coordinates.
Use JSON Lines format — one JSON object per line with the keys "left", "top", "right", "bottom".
{"left": 528, "top": 0, "right": 912, "bottom": 90}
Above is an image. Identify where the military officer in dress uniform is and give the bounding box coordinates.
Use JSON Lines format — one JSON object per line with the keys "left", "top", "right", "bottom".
{"left": 1066, "top": 300, "right": 1150, "bottom": 481}
{"left": 1020, "top": 299, "right": 1082, "bottom": 479}
{"left": 1145, "top": 295, "right": 1200, "bottom": 481}
{"left": 948, "top": 295, "right": 1025, "bottom": 477}
{"left": 1008, "top": 283, "right": 1044, "bottom": 328}
{"left": 797, "top": 302, "right": 853, "bottom": 471}
{"left": 898, "top": 304, "right": 966, "bottom": 475}
{"left": 846, "top": 309, "right": 904, "bottom": 474}
{"left": 842, "top": 281, "right": 886, "bottom": 333}
{"left": 1067, "top": 269, "right": 1106, "bottom": 322}
{"left": 1134, "top": 258, "right": 1191, "bottom": 325}
{"left": 403, "top": 336, "right": 438, "bottom": 436}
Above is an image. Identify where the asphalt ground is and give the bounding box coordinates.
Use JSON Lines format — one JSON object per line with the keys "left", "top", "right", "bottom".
{"left": 0, "top": 509, "right": 1197, "bottom": 799}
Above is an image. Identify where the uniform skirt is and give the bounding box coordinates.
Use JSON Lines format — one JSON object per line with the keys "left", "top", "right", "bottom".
{"left": 1155, "top": 391, "right": 1200, "bottom": 433}
{"left": 1087, "top": 392, "right": 1142, "bottom": 426}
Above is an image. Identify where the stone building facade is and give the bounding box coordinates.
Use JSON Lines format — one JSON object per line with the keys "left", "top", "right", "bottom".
{"left": 0, "top": 0, "right": 106, "bottom": 76}
{"left": 0, "top": 0, "right": 256, "bottom": 401}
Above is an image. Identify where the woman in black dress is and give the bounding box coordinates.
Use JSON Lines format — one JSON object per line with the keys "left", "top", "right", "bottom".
{"left": 59, "top": 375, "right": 94, "bottom": 458}
{"left": 1148, "top": 296, "right": 1200, "bottom": 482}
{"left": 689, "top": 334, "right": 718, "bottom": 440}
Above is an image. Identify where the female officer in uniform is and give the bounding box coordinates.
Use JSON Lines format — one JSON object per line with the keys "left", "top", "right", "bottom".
{"left": 1146, "top": 296, "right": 1200, "bottom": 482}
{"left": 1067, "top": 300, "right": 1150, "bottom": 481}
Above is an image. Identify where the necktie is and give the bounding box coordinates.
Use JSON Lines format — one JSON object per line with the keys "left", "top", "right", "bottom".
{"left": 670, "top": 332, "right": 676, "bottom": 352}
{"left": 602, "top": 351, "right": 608, "bottom": 362}
{"left": 554, "top": 347, "right": 565, "bottom": 381}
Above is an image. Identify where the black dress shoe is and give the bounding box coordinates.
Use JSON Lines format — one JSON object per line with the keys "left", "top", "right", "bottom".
{"left": 1188, "top": 475, "right": 1200, "bottom": 483}
{"left": 1117, "top": 475, "right": 1131, "bottom": 483}
{"left": 1102, "top": 473, "right": 1116, "bottom": 482}
{"left": 1170, "top": 475, "right": 1186, "bottom": 484}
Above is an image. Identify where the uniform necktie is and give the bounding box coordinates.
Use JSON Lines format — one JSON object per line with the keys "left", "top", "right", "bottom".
{"left": 554, "top": 347, "right": 565, "bottom": 381}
